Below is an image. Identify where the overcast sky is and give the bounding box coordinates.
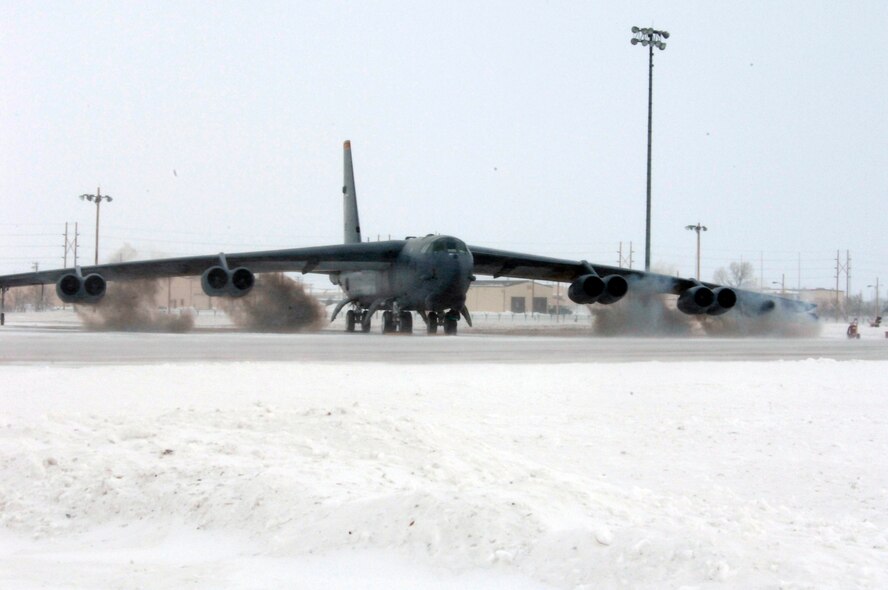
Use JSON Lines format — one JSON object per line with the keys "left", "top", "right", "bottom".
{"left": 2, "top": 2, "right": 886, "bottom": 295}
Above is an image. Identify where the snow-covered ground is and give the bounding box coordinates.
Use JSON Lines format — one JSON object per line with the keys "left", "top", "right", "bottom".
{"left": 2, "top": 356, "right": 887, "bottom": 588}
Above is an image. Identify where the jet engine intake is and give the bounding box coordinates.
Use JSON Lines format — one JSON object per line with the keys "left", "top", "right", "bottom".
{"left": 677, "top": 285, "right": 715, "bottom": 315}
{"left": 568, "top": 274, "right": 604, "bottom": 304}
{"left": 55, "top": 272, "right": 107, "bottom": 304}
{"left": 200, "top": 266, "right": 255, "bottom": 298}
{"left": 568, "top": 274, "right": 628, "bottom": 305}
{"left": 596, "top": 275, "right": 629, "bottom": 305}
{"left": 706, "top": 287, "right": 737, "bottom": 316}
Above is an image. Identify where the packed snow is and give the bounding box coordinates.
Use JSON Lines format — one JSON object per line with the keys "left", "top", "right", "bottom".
{"left": 1, "top": 355, "right": 887, "bottom": 589}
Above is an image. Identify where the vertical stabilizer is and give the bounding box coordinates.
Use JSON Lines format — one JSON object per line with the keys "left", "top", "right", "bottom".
{"left": 342, "top": 140, "right": 362, "bottom": 244}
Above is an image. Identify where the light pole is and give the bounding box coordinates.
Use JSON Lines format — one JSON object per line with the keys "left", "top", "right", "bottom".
{"left": 685, "top": 223, "right": 707, "bottom": 280}
{"left": 79, "top": 187, "right": 113, "bottom": 265}
{"left": 631, "top": 26, "right": 669, "bottom": 271}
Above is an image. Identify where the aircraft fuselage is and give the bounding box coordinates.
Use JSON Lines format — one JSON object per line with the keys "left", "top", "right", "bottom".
{"left": 335, "top": 235, "right": 473, "bottom": 313}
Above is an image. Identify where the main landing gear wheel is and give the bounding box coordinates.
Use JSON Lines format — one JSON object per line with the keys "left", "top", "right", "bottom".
{"left": 443, "top": 312, "right": 458, "bottom": 335}
{"left": 360, "top": 310, "right": 372, "bottom": 333}
{"left": 427, "top": 312, "right": 438, "bottom": 335}
{"left": 382, "top": 310, "right": 396, "bottom": 334}
{"left": 345, "top": 310, "right": 356, "bottom": 332}
{"left": 399, "top": 311, "right": 413, "bottom": 334}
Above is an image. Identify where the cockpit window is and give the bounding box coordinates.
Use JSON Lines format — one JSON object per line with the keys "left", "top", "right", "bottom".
{"left": 425, "top": 237, "right": 468, "bottom": 253}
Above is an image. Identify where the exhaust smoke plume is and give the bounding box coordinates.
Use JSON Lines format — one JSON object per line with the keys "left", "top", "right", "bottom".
{"left": 221, "top": 273, "right": 325, "bottom": 332}
{"left": 591, "top": 272, "right": 820, "bottom": 337}
{"left": 77, "top": 279, "right": 195, "bottom": 332}
{"left": 700, "top": 309, "right": 821, "bottom": 337}
{"left": 77, "top": 245, "right": 194, "bottom": 332}
{"left": 592, "top": 292, "right": 693, "bottom": 336}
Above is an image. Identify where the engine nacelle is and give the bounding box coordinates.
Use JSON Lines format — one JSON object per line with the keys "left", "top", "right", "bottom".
{"left": 706, "top": 287, "right": 737, "bottom": 316}
{"left": 55, "top": 272, "right": 107, "bottom": 304}
{"left": 568, "top": 274, "right": 604, "bottom": 304}
{"left": 677, "top": 285, "right": 715, "bottom": 315}
{"left": 200, "top": 266, "right": 255, "bottom": 298}
{"left": 597, "top": 275, "right": 629, "bottom": 305}
{"left": 568, "top": 274, "right": 629, "bottom": 305}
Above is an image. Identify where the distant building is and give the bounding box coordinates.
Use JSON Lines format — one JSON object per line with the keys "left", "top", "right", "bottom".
{"left": 466, "top": 279, "right": 572, "bottom": 314}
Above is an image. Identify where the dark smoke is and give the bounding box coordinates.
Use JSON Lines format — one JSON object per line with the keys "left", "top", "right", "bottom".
{"left": 77, "top": 279, "right": 195, "bottom": 332}
{"left": 701, "top": 311, "right": 821, "bottom": 338}
{"left": 592, "top": 292, "right": 694, "bottom": 336}
{"left": 76, "top": 245, "right": 194, "bottom": 332}
{"left": 221, "top": 273, "right": 325, "bottom": 332}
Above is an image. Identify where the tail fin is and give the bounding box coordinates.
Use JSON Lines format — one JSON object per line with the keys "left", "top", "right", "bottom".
{"left": 342, "top": 140, "right": 362, "bottom": 244}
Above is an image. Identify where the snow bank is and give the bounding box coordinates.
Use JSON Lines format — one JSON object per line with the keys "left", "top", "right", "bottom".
{"left": 1, "top": 361, "right": 887, "bottom": 588}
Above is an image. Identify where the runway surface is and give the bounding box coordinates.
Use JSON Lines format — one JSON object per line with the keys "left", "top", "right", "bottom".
{"left": 2, "top": 322, "right": 886, "bottom": 364}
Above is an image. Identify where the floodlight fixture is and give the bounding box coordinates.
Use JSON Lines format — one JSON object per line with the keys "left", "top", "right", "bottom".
{"left": 78, "top": 187, "right": 113, "bottom": 265}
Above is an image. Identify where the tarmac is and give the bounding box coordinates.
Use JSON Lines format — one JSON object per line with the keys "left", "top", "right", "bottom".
{"left": 1, "top": 311, "right": 886, "bottom": 364}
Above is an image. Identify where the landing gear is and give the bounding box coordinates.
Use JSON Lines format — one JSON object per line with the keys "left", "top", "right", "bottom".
{"left": 342, "top": 305, "right": 432, "bottom": 335}
{"left": 443, "top": 309, "right": 459, "bottom": 335}
{"left": 399, "top": 311, "right": 413, "bottom": 334}
{"left": 382, "top": 310, "right": 396, "bottom": 334}
{"left": 343, "top": 307, "right": 371, "bottom": 333}
{"left": 381, "top": 310, "right": 414, "bottom": 334}
{"left": 427, "top": 312, "right": 438, "bottom": 335}
{"left": 360, "top": 310, "right": 372, "bottom": 333}
{"left": 424, "top": 311, "right": 458, "bottom": 335}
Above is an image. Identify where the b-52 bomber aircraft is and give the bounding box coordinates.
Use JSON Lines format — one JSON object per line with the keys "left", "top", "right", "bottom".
{"left": 0, "top": 141, "right": 814, "bottom": 334}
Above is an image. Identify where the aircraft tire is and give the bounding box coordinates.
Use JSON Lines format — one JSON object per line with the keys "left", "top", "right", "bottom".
{"left": 382, "top": 311, "right": 396, "bottom": 334}
{"left": 427, "top": 312, "right": 438, "bottom": 335}
{"left": 399, "top": 311, "right": 413, "bottom": 334}
{"left": 345, "top": 310, "right": 356, "bottom": 332}
{"left": 443, "top": 316, "right": 458, "bottom": 335}
{"left": 360, "top": 311, "right": 372, "bottom": 333}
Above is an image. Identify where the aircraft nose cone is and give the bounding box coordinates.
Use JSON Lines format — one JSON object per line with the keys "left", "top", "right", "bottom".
{"left": 427, "top": 253, "right": 472, "bottom": 311}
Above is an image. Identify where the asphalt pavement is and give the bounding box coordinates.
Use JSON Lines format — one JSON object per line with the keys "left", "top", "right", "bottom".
{"left": 2, "top": 323, "right": 886, "bottom": 364}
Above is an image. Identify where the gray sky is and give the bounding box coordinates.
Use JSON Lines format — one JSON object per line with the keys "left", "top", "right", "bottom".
{"left": 2, "top": 1, "right": 886, "bottom": 295}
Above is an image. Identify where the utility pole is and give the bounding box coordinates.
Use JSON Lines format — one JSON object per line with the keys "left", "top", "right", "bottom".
{"left": 797, "top": 252, "right": 801, "bottom": 293}
{"left": 631, "top": 26, "right": 669, "bottom": 271}
{"left": 618, "top": 241, "right": 636, "bottom": 269}
{"left": 685, "top": 223, "right": 707, "bottom": 280}
{"left": 63, "top": 222, "right": 79, "bottom": 268}
{"left": 845, "top": 250, "right": 851, "bottom": 301}
{"left": 835, "top": 250, "right": 842, "bottom": 322}
{"left": 79, "top": 187, "right": 113, "bottom": 265}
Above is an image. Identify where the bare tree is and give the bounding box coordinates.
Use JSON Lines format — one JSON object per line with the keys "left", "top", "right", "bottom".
{"left": 713, "top": 261, "right": 756, "bottom": 288}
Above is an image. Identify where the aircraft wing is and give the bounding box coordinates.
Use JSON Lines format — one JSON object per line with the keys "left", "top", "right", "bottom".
{"left": 468, "top": 245, "right": 816, "bottom": 314}
{"left": 470, "top": 245, "right": 679, "bottom": 290}
{"left": 0, "top": 242, "right": 403, "bottom": 289}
